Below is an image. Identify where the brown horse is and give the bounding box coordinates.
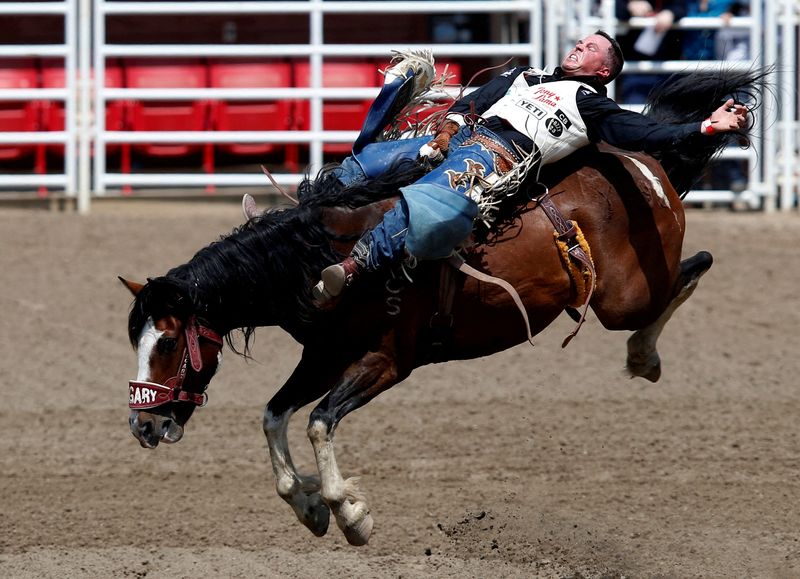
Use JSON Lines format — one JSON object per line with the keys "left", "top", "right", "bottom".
{"left": 121, "top": 68, "right": 766, "bottom": 545}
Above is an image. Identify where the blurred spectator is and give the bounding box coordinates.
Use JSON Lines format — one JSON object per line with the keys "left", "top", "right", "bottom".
{"left": 683, "top": 0, "right": 746, "bottom": 59}
{"left": 616, "top": 0, "right": 688, "bottom": 103}
{"left": 715, "top": 1, "right": 750, "bottom": 61}
{"left": 683, "top": 0, "right": 751, "bottom": 192}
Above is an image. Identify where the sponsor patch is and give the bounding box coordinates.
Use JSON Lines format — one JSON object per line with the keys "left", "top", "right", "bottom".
{"left": 515, "top": 99, "right": 547, "bottom": 119}
{"left": 545, "top": 118, "right": 563, "bottom": 137}
{"left": 553, "top": 109, "right": 572, "bottom": 130}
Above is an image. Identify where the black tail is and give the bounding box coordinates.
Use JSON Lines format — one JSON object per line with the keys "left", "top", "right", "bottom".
{"left": 643, "top": 66, "right": 772, "bottom": 197}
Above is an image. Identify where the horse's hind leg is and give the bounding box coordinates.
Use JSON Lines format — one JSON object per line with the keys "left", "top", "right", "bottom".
{"left": 626, "top": 251, "right": 713, "bottom": 382}
{"left": 263, "top": 355, "right": 345, "bottom": 537}
{"left": 307, "top": 349, "right": 400, "bottom": 546}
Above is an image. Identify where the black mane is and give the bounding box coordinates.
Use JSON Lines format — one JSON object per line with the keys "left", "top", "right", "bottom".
{"left": 129, "top": 158, "right": 426, "bottom": 355}
{"left": 643, "top": 66, "right": 771, "bottom": 196}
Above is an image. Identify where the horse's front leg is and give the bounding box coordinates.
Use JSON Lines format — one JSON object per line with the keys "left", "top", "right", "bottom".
{"left": 263, "top": 355, "right": 347, "bottom": 537}
{"left": 264, "top": 407, "right": 330, "bottom": 536}
{"left": 307, "top": 350, "right": 400, "bottom": 546}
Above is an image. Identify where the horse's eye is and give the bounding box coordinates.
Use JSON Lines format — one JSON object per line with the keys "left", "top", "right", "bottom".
{"left": 156, "top": 337, "right": 178, "bottom": 356}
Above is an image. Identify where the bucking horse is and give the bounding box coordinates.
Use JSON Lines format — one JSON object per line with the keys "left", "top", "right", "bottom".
{"left": 121, "top": 68, "right": 767, "bottom": 545}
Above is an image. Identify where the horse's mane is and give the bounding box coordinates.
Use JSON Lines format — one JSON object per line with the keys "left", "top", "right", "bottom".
{"left": 296, "top": 157, "right": 426, "bottom": 209}
{"left": 642, "top": 66, "right": 771, "bottom": 196}
{"left": 128, "top": 205, "right": 338, "bottom": 353}
{"left": 129, "top": 157, "right": 427, "bottom": 355}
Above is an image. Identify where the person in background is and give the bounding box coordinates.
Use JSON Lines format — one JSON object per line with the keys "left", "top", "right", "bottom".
{"left": 683, "top": 0, "right": 750, "bottom": 192}
{"left": 615, "top": 0, "right": 688, "bottom": 103}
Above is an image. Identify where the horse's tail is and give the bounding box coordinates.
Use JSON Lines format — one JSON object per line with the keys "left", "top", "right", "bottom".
{"left": 643, "top": 66, "right": 772, "bottom": 197}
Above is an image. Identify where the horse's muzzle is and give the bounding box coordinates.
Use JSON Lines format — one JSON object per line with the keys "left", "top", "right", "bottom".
{"left": 130, "top": 410, "right": 184, "bottom": 448}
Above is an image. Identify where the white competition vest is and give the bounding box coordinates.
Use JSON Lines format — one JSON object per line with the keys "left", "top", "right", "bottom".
{"left": 481, "top": 69, "right": 596, "bottom": 166}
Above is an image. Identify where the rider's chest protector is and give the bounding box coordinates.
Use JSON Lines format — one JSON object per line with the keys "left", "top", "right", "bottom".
{"left": 482, "top": 70, "right": 595, "bottom": 165}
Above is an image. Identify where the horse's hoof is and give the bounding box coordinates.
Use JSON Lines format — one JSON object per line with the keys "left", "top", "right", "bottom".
{"left": 626, "top": 352, "right": 662, "bottom": 383}
{"left": 302, "top": 494, "right": 331, "bottom": 537}
{"left": 341, "top": 510, "right": 373, "bottom": 546}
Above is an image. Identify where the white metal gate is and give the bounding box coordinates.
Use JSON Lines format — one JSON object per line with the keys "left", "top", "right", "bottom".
{"left": 0, "top": 1, "right": 796, "bottom": 213}
{"left": 0, "top": 0, "right": 78, "bottom": 202}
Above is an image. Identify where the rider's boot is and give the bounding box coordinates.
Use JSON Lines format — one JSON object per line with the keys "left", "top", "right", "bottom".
{"left": 352, "top": 49, "right": 435, "bottom": 154}
{"left": 312, "top": 238, "right": 371, "bottom": 304}
{"left": 314, "top": 257, "right": 363, "bottom": 302}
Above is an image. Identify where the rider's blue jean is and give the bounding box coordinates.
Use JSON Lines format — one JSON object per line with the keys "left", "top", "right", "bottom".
{"left": 363, "top": 198, "right": 410, "bottom": 271}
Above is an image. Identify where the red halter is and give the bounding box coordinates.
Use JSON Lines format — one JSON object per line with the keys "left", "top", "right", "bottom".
{"left": 129, "top": 315, "right": 223, "bottom": 410}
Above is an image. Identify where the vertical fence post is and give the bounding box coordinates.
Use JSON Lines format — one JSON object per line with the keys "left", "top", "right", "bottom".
{"left": 78, "top": 0, "right": 91, "bottom": 214}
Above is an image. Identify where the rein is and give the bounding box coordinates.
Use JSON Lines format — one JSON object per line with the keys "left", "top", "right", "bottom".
{"left": 129, "top": 315, "right": 223, "bottom": 410}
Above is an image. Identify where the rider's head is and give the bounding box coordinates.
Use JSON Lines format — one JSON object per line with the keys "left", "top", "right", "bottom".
{"left": 560, "top": 31, "right": 624, "bottom": 84}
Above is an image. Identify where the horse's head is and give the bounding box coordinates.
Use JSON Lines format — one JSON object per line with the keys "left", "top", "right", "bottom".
{"left": 120, "top": 277, "right": 223, "bottom": 449}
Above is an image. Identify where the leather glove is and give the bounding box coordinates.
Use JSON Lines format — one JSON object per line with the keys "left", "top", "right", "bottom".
{"left": 419, "top": 120, "right": 461, "bottom": 162}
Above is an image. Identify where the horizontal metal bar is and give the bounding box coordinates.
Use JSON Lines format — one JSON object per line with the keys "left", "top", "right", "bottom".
{"left": 585, "top": 16, "right": 755, "bottom": 31}
{"left": 0, "top": 45, "right": 70, "bottom": 58}
{"left": 100, "top": 87, "right": 467, "bottom": 101}
{"left": 102, "top": 172, "right": 303, "bottom": 186}
{"left": 0, "top": 174, "right": 68, "bottom": 187}
{"left": 102, "top": 87, "right": 381, "bottom": 100}
{"left": 101, "top": 43, "right": 537, "bottom": 58}
{"left": 683, "top": 189, "right": 759, "bottom": 206}
{"left": 0, "top": 3, "right": 69, "bottom": 16}
{"left": 100, "top": 1, "right": 536, "bottom": 16}
{"left": 0, "top": 133, "right": 69, "bottom": 144}
{"left": 0, "top": 88, "right": 70, "bottom": 101}
{"left": 623, "top": 60, "right": 755, "bottom": 73}
{"left": 308, "top": 1, "right": 536, "bottom": 14}
{"left": 102, "top": 130, "right": 358, "bottom": 143}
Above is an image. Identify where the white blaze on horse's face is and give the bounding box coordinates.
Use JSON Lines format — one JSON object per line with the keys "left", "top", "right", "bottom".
{"left": 129, "top": 317, "right": 185, "bottom": 448}
{"left": 136, "top": 317, "right": 162, "bottom": 381}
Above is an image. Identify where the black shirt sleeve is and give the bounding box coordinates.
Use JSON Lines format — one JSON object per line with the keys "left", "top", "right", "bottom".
{"left": 448, "top": 67, "right": 527, "bottom": 118}
{"left": 576, "top": 88, "right": 699, "bottom": 152}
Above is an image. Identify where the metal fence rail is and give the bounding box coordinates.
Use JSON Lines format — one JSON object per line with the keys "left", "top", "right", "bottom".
{"left": 90, "top": 0, "right": 543, "bottom": 207}
{"left": 0, "top": 0, "right": 77, "bottom": 202}
{"left": 0, "top": 0, "right": 795, "bottom": 213}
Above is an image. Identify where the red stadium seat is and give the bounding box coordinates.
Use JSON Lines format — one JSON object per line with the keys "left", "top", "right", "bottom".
{"left": 209, "top": 59, "right": 293, "bottom": 159}
{"left": 125, "top": 58, "right": 210, "bottom": 158}
{"left": 293, "top": 61, "right": 379, "bottom": 154}
{"left": 0, "top": 58, "right": 41, "bottom": 162}
{"left": 41, "top": 59, "right": 126, "bottom": 156}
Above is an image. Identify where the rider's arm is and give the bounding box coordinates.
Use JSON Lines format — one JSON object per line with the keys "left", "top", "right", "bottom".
{"left": 445, "top": 67, "right": 528, "bottom": 124}
{"left": 577, "top": 89, "right": 699, "bottom": 152}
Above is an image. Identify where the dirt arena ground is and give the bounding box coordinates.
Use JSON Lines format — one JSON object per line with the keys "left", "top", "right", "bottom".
{"left": 1, "top": 199, "right": 798, "bottom": 578}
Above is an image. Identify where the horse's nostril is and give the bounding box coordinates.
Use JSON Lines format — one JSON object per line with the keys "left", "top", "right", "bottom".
{"left": 140, "top": 420, "right": 153, "bottom": 437}
{"left": 160, "top": 419, "right": 173, "bottom": 438}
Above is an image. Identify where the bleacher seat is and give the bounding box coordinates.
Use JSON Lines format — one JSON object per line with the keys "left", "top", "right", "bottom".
{"left": 293, "top": 61, "right": 379, "bottom": 154}
{"left": 41, "top": 59, "right": 126, "bottom": 156}
{"left": 0, "top": 58, "right": 41, "bottom": 162}
{"left": 209, "top": 59, "right": 293, "bottom": 160}
{"left": 125, "top": 58, "right": 210, "bottom": 158}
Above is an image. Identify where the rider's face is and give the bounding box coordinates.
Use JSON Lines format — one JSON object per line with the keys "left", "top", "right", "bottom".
{"left": 560, "top": 34, "right": 612, "bottom": 81}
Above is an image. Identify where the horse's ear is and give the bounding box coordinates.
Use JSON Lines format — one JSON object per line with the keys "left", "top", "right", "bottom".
{"left": 119, "top": 276, "right": 145, "bottom": 297}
